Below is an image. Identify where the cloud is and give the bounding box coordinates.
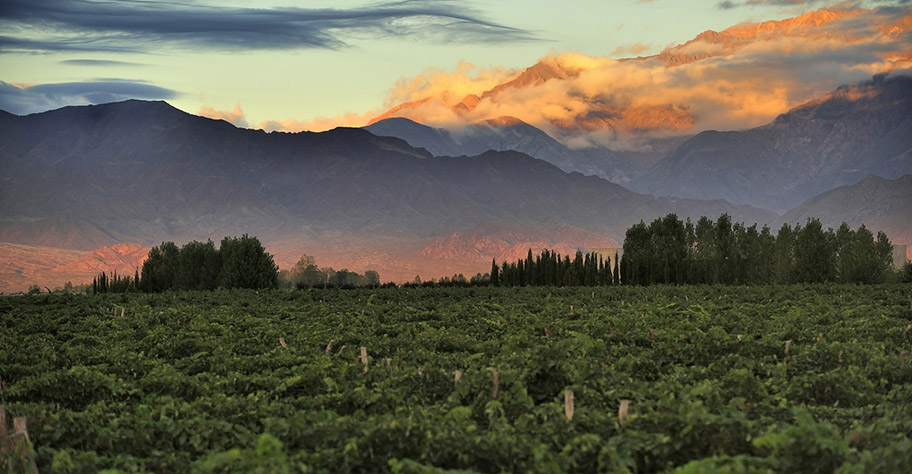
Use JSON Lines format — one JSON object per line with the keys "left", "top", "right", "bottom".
{"left": 358, "top": 5, "right": 912, "bottom": 149}
{"left": 0, "top": 80, "right": 178, "bottom": 115}
{"left": 257, "top": 110, "right": 382, "bottom": 133}
{"left": 198, "top": 104, "right": 249, "bottom": 128}
{"left": 197, "top": 102, "right": 381, "bottom": 132}
{"left": 718, "top": 0, "right": 827, "bottom": 8}
{"left": 0, "top": 0, "right": 538, "bottom": 54}
{"left": 609, "top": 42, "right": 655, "bottom": 57}
{"left": 60, "top": 59, "right": 144, "bottom": 67}
{"left": 384, "top": 61, "right": 517, "bottom": 107}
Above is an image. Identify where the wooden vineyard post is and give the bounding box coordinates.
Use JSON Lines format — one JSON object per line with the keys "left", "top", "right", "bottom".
{"left": 325, "top": 340, "right": 333, "bottom": 355}
{"left": 279, "top": 337, "right": 287, "bottom": 349}
{"left": 385, "top": 358, "right": 392, "bottom": 376}
{"left": 1, "top": 406, "right": 38, "bottom": 474}
{"left": 618, "top": 399, "right": 630, "bottom": 425}
{"left": 454, "top": 370, "right": 463, "bottom": 384}
{"left": 564, "top": 390, "right": 575, "bottom": 421}
{"left": 361, "top": 346, "right": 368, "bottom": 373}
{"left": 0, "top": 407, "right": 7, "bottom": 455}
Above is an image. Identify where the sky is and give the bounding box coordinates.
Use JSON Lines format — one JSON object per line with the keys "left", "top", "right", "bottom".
{"left": 1, "top": 0, "right": 910, "bottom": 136}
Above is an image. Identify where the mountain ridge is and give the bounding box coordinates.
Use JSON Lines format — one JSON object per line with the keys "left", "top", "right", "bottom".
{"left": 0, "top": 100, "right": 776, "bottom": 289}
{"left": 631, "top": 75, "right": 912, "bottom": 212}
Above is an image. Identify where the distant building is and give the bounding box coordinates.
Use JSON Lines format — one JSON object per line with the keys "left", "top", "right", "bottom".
{"left": 893, "top": 244, "right": 908, "bottom": 269}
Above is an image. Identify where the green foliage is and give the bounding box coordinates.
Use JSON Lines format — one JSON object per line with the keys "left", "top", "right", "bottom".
{"left": 139, "top": 235, "right": 278, "bottom": 292}
{"left": 753, "top": 406, "right": 849, "bottom": 473}
{"left": 176, "top": 240, "right": 221, "bottom": 291}
{"left": 2, "top": 285, "right": 910, "bottom": 472}
{"left": 284, "top": 254, "right": 380, "bottom": 289}
{"left": 902, "top": 262, "right": 912, "bottom": 283}
{"left": 621, "top": 214, "right": 896, "bottom": 286}
{"left": 217, "top": 235, "right": 279, "bottom": 289}
{"left": 493, "top": 249, "right": 613, "bottom": 287}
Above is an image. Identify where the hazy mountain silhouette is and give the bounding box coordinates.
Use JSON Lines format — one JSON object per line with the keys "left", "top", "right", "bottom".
{"left": 778, "top": 174, "right": 912, "bottom": 261}
{"left": 0, "top": 100, "right": 777, "bottom": 287}
{"left": 633, "top": 75, "right": 912, "bottom": 212}
{"left": 364, "top": 116, "right": 677, "bottom": 184}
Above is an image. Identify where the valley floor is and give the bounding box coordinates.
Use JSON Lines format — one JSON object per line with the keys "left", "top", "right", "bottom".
{"left": 1, "top": 285, "right": 910, "bottom": 472}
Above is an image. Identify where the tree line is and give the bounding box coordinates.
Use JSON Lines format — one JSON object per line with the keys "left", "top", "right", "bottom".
{"left": 279, "top": 255, "right": 382, "bottom": 289}
{"left": 620, "top": 214, "right": 896, "bottom": 286}
{"left": 490, "top": 248, "right": 619, "bottom": 287}
{"left": 94, "top": 234, "right": 279, "bottom": 293}
{"left": 490, "top": 215, "right": 898, "bottom": 287}
{"left": 90, "top": 215, "right": 903, "bottom": 294}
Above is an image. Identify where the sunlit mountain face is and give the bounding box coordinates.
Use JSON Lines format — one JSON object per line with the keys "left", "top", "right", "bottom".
{"left": 355, "top": 7, "right": 911, "bottom": 150}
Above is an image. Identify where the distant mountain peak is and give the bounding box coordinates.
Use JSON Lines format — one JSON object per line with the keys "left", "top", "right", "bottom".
{"left": 482, "top": 116, "right": 528, "bottom": 127}
{"left": 654, "top": 7, "right": 865, "bottom": 66}
{"left": 480, "top": 56, "right": 584, "bottom": 101}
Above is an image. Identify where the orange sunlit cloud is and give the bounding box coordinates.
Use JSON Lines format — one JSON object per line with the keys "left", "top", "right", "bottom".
{"left": 257, "top": 110, "right": 381, "bottom": 133}
{"left": 361, "top": 6, "right": 911, "bottom": 149}
{"left": 198, "top": 104, "right": 381, "bottom": 132}
{"left": 203, "top": 6, "right": 911, "bottom": 148}
{"left": 198, "top": 104, "right": 248, "bottom": 128}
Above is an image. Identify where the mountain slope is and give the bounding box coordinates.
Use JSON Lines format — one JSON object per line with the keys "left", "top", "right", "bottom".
{"left": 632, "top": 75, "right": 912, "bottom": 212}
{"left": 0, "top": 100, "right": 776, "bottom": 285}
{"left": 777, "top": 174, "right": 912, "bottom": 261}
{"left": 364, "top": 116, "right": 674, "bottom": 183}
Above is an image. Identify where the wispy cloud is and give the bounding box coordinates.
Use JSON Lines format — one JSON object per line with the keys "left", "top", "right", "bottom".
{"left": 718, "top": 0, "right": 827, "bottom": 9}
{"left": 0, "top": 80, "right": 178, "bottom": 115}
{"left": 59, "top": 59, "right": 144, "bottom": 67}
{"left": 0, "top": 0, "right": 539, "bottom": 54}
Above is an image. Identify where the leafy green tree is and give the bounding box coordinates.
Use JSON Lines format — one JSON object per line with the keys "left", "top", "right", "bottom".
{"left": 217, "top": 234, "right": 278, "bottom": 289}
{"left": 141, "top": 242, "right": 179, "bottom": 292}
{"left": 715, "top": 213, "right": 735, "bottom": 283}
{"left": 622, "top": 221, "right": 652, "bottom": 285}
{"left": 692, "top": 216, "right": 716, "bottom": 284}
{"left": 902, "top": 262, "right": 912, "bottom": 283}
{"left": 175, "top": 240, "right": 220, "bottom": 290}
{"left": 792, "top": 218, "right": 836, "bottom": 283}
{"left": 289, "top": 255, "right": 326, "bottom": 288}
{"left": 773, "top": 223, "right": 796, "bottom": 284}
{"left": 364, "top": 270, "right": 380, "bottom": 288}
{"left": 650, "top": 213, "right": 687, "bottom": 284}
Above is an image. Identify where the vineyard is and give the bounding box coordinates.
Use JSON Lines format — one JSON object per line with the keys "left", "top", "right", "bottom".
{"left": 1, "top": 285, "right": 911, "bottom": 473}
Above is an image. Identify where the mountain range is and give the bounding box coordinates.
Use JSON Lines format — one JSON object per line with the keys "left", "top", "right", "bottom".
{"left": 366, "top": 75, "right": 912, "bottom": 213}
{"left": 634, "top": 75, "right": 912, "bottom": 212}
{"left": 2, "top": 6, "right": 910, "bottom": 292}
{"left": 364, "top": 116, "right": 678, "bottom": 184}
{"left": 0, "top": 100, "right": 777, "bottom": 291}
